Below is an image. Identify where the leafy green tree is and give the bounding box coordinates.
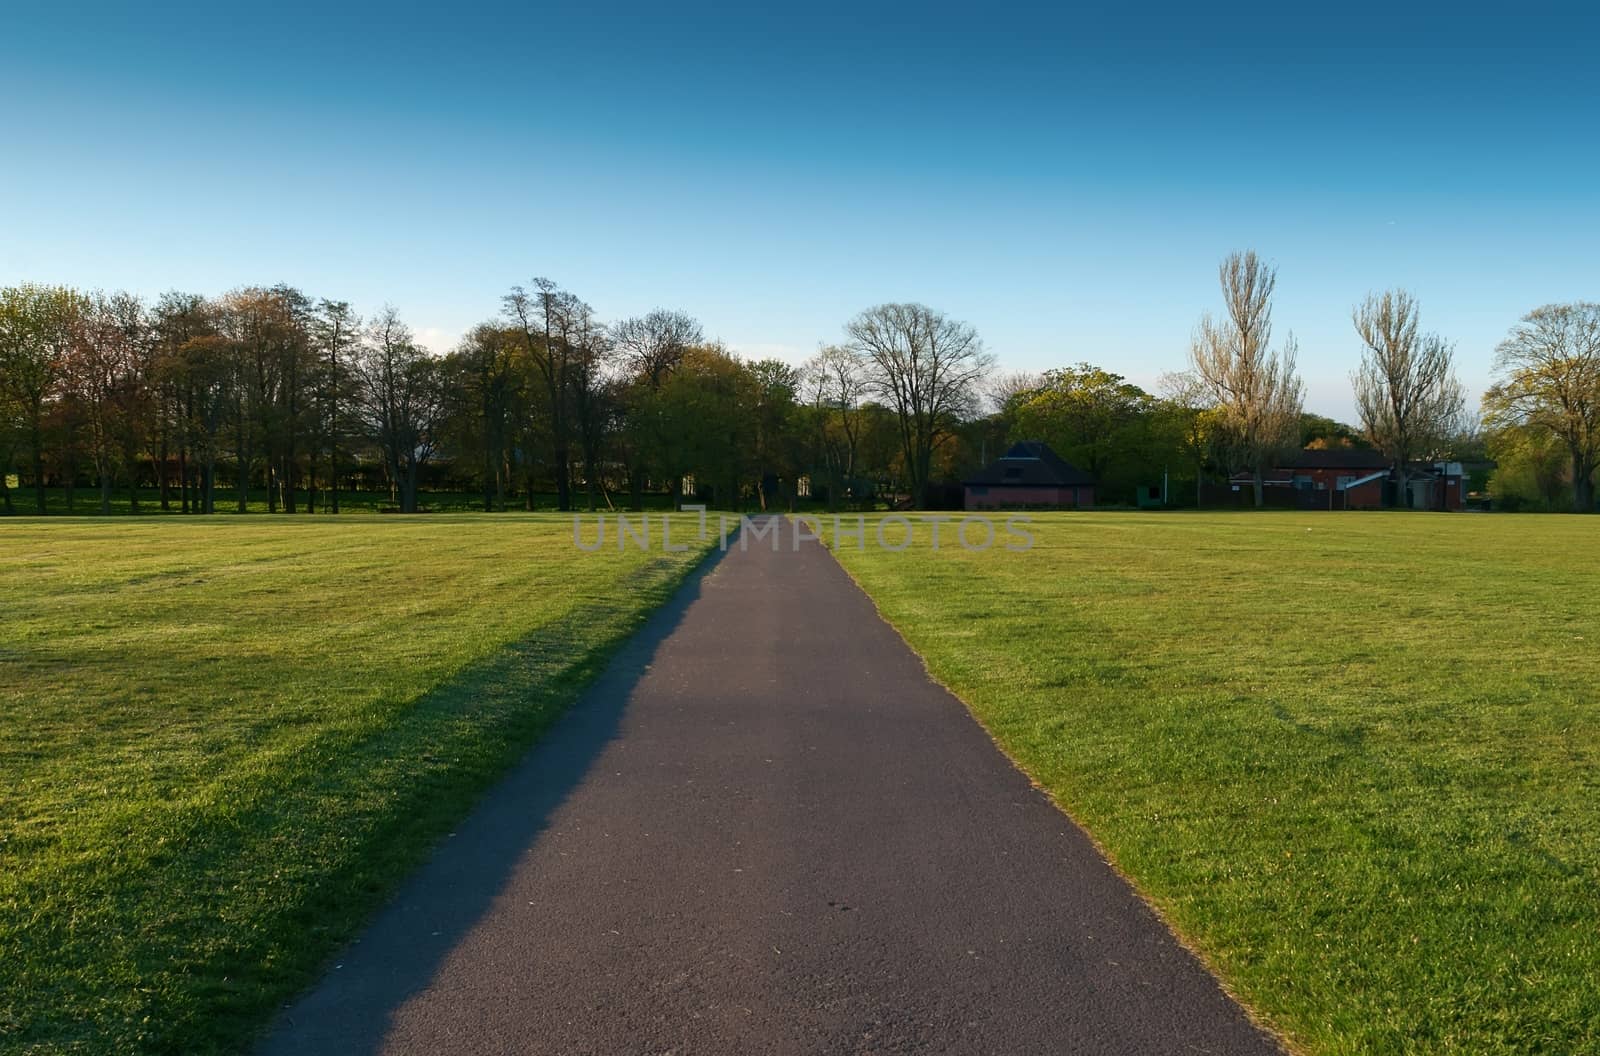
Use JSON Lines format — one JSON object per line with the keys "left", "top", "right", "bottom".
{"left": 747, "top": 358, "right": 802, "bottom": 509}
{"left": 611, "top": 309, "right": 704, "bottom": 509}
{"left": 1008, "top": 364, "right": 1157, "bottom": 503}
{"left": 1486, "top": 424, "right": 1571, "bottom": 510}
{"left": 1156, "top": 370, "right": 1220, "bottom": 506}
{"left": 1299, "top": 413, "right": 1365, "bottom": 450}
{"left": 0, "top": 367, "right": 19, "bottom": 514}
{"left": 0, "top": 284, "right": 86, "bottom": 512}
{"left": 1483, "top": 303, "right": 1600, "bottom": 512}
{"left": 445, "top": 323, "right": 518, "bottom": 511}
{"left": 655, "top": 343, "right": 752, "bottom": 508}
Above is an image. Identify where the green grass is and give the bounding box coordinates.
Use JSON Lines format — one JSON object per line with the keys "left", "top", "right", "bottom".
{"left": 827, "top": 511, "right": 1599, "bottom": 1056}
{"left": 0, "top": 515, "right": 711, "bottom": 1054}
{"left": 0, "top": 487, "right": 685, "bottom": 516}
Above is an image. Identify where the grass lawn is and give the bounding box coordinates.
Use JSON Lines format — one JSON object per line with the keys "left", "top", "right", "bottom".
{"left": 827, "top": 511, "right": 1598, "bottom": 1056}
{"left": 1, "top": 487, "right": 684, "bottom": 516}
{"left": 0, "top": 515, "right": 710, "bottom": 1054}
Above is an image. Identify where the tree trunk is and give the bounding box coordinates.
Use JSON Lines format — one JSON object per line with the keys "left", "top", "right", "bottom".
{"left": 236, "top": 425, "right": 249, "bottom": 512}
{"left": 1574, "top": 451, "right": 1595, "bottom": 513}
{"left": 403, "top": 461, "right": 420, "bottom": 514}
{"left": 583, "top": 446, "right": 599, "bottom": 511}
{"left": 1252, "top": 468, "right": 1265, "bottom": 508}
{"left": 158, "top": 427, "right": 170, "bottom": 511}
{"left": 483, "top": 437, "right": 495, "bottom": 512}
{"left": 555, "top": 444, "right": 572, "bottom": 511}
{"left": 31, "top": 407, "right": 45, "bottom": 515}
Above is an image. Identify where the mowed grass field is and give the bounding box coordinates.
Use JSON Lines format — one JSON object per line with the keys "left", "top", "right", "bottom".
{"left": 0, "top": 516, "right": 710, "bottom": 1055}
{"left": 3, "top": 487, "right": 688, "bottom": 517}
{"left": 829, "top": 511, "right": 1599, "bottom": 1055}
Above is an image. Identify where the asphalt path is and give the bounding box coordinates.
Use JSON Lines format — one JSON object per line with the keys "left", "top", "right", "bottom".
{"left": 261, "top": 516, "right": 1283, "bottom": 1055}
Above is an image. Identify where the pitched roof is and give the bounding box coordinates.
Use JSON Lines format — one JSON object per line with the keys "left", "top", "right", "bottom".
{"left": 1285, "top": 448, "right": 1391, "bottom": 471}
{"left": 964, "top": 441, "right": 1096, "bottom": 487}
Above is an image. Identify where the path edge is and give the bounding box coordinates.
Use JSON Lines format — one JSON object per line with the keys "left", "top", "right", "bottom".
{"left": 249, "top": 535, "right": 731, "bottom": 1054}
{"left": 813, "top": 532, "right": 1301, "bottom": 1056}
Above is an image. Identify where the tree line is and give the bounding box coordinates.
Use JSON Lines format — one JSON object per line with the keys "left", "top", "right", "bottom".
{"left": 0, "top": 282, "right": 994, "bottom": 515}
{"left": 1, "top": 255, "right": 1595, "bottom": 515}
{"left": 999, "top": 250, "right": 1596, "bottom": 511}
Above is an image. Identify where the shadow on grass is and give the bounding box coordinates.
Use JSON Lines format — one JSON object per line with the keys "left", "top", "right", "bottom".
{"left": 252, "top": 543, "right": 729, "bottom": 1055}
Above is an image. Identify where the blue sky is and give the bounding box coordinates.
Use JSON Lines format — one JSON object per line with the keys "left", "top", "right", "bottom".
{"left": 4, "top": 2, "right": 1598, "bottom": 419}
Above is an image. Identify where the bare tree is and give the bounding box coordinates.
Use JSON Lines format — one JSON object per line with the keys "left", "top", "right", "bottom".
{"left": 610, "top": 309, "right": 703, "bottom": 390}
{"left": 1351, "top": 290, "right": 1465, "bottom": 506}
{"left": 355, "top": 307, "right": 446, "bottom": 513}
{"left": 846, "top": 302, "right": 992, "bottom": 507}
{"left": 802, "top": 344, "right": 869, "bottom": 508}
{"left": 1483, "top": 302, "right": 1600, "bottom": 512}
{"left": 610, "top": 309, "right": 703, "bottom": 509}
{"left": 505, "top": 278, "right": 579, "bottom": 510}
{"left": 1190, "top": 251, "right": 1304, "bottom": 506}
{"left": 984, "top": 369, "right": 1044, "bottom": 415}
{"left": 454, "top": 323, "right": 517, "bottom": 512}
{"left": 312, "top": 300, "right": 359, "bottom": 513}
{"left": 565, "top": 299, "right": 614, "bottom": 510}
{"left": 66, "top": 292, "right": 145, "bottom": 514}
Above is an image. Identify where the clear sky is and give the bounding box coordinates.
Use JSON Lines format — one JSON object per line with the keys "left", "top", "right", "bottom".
{"left": 4, "top": 2, "right": 1597, "bottom": 420}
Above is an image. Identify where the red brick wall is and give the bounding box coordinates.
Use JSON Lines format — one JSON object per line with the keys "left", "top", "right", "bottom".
{"left": 1344, "top": 479, "right": 1383, "bottom": 509}
{"left": 965, "top": 485, "right": 1092, "bottom": 509}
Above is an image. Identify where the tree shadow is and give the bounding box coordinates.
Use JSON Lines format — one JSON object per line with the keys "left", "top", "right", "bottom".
{"left": 255, "top": 542, "right": 731, "bottom": 1055}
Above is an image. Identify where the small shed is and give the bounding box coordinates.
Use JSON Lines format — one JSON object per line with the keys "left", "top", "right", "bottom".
{"left": 964, "top": 441, "right": 1095, "bottom": 510}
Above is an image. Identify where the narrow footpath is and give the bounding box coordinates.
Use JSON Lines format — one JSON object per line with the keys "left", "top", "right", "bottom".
{"left": 262, "top": 516, "right": 1282, "bottom": 1055}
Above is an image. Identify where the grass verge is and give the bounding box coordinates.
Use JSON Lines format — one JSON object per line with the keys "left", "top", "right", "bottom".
{"left": 827, "top": 511, "right": 1599, "bottom": 1056}
{"left": 0, "top": 515, "right": 710, "bottom": 1054}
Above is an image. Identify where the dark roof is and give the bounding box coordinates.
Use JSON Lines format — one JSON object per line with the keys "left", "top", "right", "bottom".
{"left": 1284, "top": 448, "right": 1390, "bottom": 471}
{"left": 964, "top": 441, "right": 1096, "bottom": 487}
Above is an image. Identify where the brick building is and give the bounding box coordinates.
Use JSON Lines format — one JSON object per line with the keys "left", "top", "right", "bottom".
{"left": 963, "top": 441, "right": 1094, "bottom": 510}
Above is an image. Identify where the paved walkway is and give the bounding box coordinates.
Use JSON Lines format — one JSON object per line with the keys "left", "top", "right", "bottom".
{"left": 261, "top": 517, "right": 1282, "bottom": 1055}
